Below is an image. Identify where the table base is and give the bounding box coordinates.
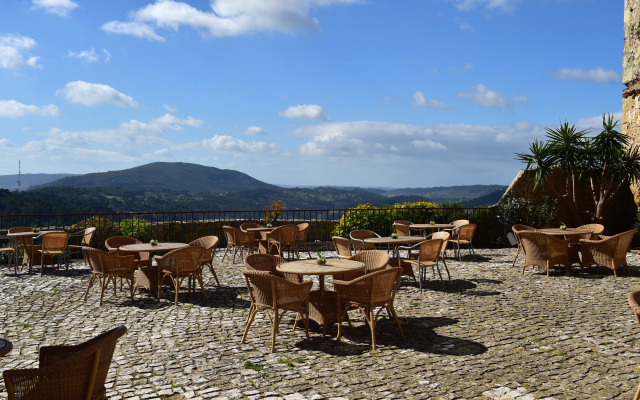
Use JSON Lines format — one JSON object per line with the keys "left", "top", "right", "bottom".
{"left": 308, "top": 290, "right": 338, "bottom": 336}
{"left": 135, "top": 266, "right": 159, "bottom": 293}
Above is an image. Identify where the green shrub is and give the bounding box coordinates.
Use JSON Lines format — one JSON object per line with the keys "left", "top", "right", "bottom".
{"left": 497, "top": 196, "right": 558, "bottom": 227}
{"left": 118, "top": 217, "right": 152, "bottom": 240}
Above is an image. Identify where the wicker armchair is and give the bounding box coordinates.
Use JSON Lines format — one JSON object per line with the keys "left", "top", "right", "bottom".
{"left": 189, "top": 236, "right": 220, "bottom": 287}
{"left": 241, "top": 269, "right": 312, "bottom": 352}
{"left": 576, "top": 223, "right": 605, "bottom": 240}
{"left": 332, "top": 236, "right": 352, "bottom": 259}
{"left": 628, "top": 291, "right": 640, "bottom": 400}
{"left": 334, "top": 266, "right": 404, "bottom": 350}
{"left": 265, "top": 225, "right": 299, "bottom": 260}
{"left": 156, "top": 246, "right": 207, "bottom": 305}
{"left": 34, "top": 232, "right": 70, "bottom": 274}
{"left": 243, "top": 253, "right": 300, "bottom": 283}
{"left": 448, "top": 223, "right": 476, "bottom": 260}
{"left": 240, "top": 222, "right": 264, "bottom": 243}
{"left": 67, "top": 227, "right": 96, "bottom": 266}
{"left": 83, "top": 247, "right": 137, "bottom": 306}
{"left": 3, "top": 325, "right": 127, "bottom": 400}
{"left": 295, "top": 223, "right": 312, "bottom": 259}
{"left": 579, "top": 229, "right": 636, "bottom": 276}
{"left": 518, "top": 231, "right": 569, "bottom": 276}
{"left": 335, "top": 250, "right": 390, "bottom": 282}
{"left": 104, "top": 236, "right": 150, "bottom": 268}
{"left": 397, "top": 238, "right": 446, "bottom": 291}
{"left": 221, "top": 226, "right": 256, "bottom": 263}
{"left": 349, "top": 230, "right": 380, "bottom": 253}
{"left": 511, "top": 224, "right": 536, "bottom": 267}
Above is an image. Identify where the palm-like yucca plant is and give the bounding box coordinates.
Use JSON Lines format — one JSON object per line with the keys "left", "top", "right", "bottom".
{"left": 515, "top": 114, "right": 638, "bottom": 223}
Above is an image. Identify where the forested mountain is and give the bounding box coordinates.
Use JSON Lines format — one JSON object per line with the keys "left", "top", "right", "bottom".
{"left": 37, "top": 162, "right": 278, "bottom": 193}
{"left": 384, "top": 184, "right": 507, "bottom": 203}
{"left": 0, "top": 174, "right": 75, "bottom": 190}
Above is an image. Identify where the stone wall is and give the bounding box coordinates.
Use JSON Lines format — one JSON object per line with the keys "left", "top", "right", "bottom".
{"left": 624, "top": 0, "right": 640, "bottom": 203}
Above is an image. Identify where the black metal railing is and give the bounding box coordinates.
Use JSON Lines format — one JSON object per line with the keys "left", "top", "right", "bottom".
{"left": 0, "top": 206, "right": 499, "bottom": 250}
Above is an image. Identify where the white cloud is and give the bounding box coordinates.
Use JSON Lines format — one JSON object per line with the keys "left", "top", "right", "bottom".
{"left": 280, "top": 104, "right": 328, "bottom": 121}
{"left": 512, "top": 94, "right": 529, "bottom": 104}
{"left": 103, "top": 0, "right": 359, "bottom": 40}
{"left": 56, "top": 81, "right": 138, "bottom": 107}
{"left": 458, "top": 84, "right": 512, "bottom": 110}
{"left": 550, "top": 67, "right": 621, "bottom": 83}
{"left": 163, "top": 104, "right": 177, "bottom": 112}
{"left": 68, "top": 48, "right": 111, "bottom": 63}
{"left": 413, "top": 92, "right": 450, "bottom": 109}
{"left": 449, "top": 0, "right": 517, "bottom": 11}
{"left": 101, "top": 21, "right": 166, "bottom": 42}
{"left": 242, "top": 126, "right": 265, "bottom": 135}
{"left": 0, "top": 34, "right": 40, "bottom": 70}
{"left": 150, "top": 113, "right": 203, "bottom": 129}
{"left": 574, "top": 112, "right": 623, "bottom": 131}
{"left": 200, "top": 135, "right": 279, "bottom": 153}
{"left": 0, "top": 100, "right": 60, "bottom": 118}
{"left": 32, "top": 0, "right": 78, "bottom": 16}
{"left": 459, "top": 23, "right": 475, "bottom": 32}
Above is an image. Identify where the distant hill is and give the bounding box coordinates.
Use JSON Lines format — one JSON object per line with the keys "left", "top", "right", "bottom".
{"left": 37, "top": 162, "right": 279, "bottom": 193}
{"left": 0, "top": 174, "right": 75, "bottom": 190}
{"left": 461, "top": 189, "right": 505, "bottom": 207}
{"left": 384, "top": 185, "right": 507, "bottom": 203}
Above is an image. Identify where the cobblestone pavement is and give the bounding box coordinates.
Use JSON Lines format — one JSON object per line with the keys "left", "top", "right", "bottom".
{"left": 1, "top": 248, "right": 640, "bottom": 399}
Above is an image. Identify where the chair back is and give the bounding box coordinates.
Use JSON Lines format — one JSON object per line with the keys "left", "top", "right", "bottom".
{"left": 41, "top": 232, "right": 70, "bottom": 252}
{"left": 577, "top": 223, "right": 605, "bottom": 240}
{"left": 84, "top": 246, "right": 105, "bottom": 274}
{"left": 335, "top": 266, "right": 402, "bottom": 305}
{"left": 430, "top": 231, "right": 450, "bottom": 255}
{"left": 240, "top": 222, "right": 264, "bottom": 231}
{"left": 457, "top": 224, "right": 476, "bottom": 241}
{"left": 392, "top": 223, "right": 410, "bottom": 237}
{"left": 332, "top": 236, "right": 352, "bottom": 258}
{"left": 296, "top": 223, "right": 310, "bottom": 242}
{"left": 105, "top": 236, "right": 140, "bottom": 252}
{"left": 267, "top": 225, "right": 298, "bottom": 245}
{"left": 80, "top": 227, "right": 97, "bottom": 246}
{"left": 518, "top": 231, "right": 550, "bottom": 258}
{"left": 244, "top": 253, "right": 285, "bottom": 273}
{"left": 84, "top": 247, "right": 136, "bottom": 274}
{"left": 3, "top": 326, "right": 127, "bottom": 400}
{"left": 189, "top": 235, "right": 219, "bottom": 265}
{"left": 629, "top": 291, "right": 640, "bottom": 327}
{"left": 451, "top": 219, "right": 470, "bottom": 228}
{"left": 349, "top": 229, "right": 379, "bottom": 252}
{"left": 156, "top": 246, "right": 204, "bottom": 274}
{"left": 393, "top": 220, "right": 411, "bottom": 226}
{"left": 348, "top": 250, "right": 389, "bottom": 273}
{"left": 243, "top": 269, "right": 310, "bottom": 309}
{"left": 417, "top": 239, "right": 444, "bottom": 262}
{"left": 611, "top": 229, "right": 637, "bottom": 258}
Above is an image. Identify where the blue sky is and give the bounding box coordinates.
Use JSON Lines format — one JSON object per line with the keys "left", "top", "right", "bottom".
{"left": 0, "top": 0, "right": 624, "bottom": 188}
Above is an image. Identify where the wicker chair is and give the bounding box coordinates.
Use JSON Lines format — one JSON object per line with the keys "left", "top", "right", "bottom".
{"left": 240, "top": 222, "right": 264, "bottom": 243}
{"left": 398, "top": 238, "right": 446, "bottom": 292}
{"left": 67, "top": 227, "right": 96, "bottom": 266}
{"left": 83, "top": 247, "right": 137, "bottom": 306}
{"left": 392, "top": 223, "right": 411, "bottom": 237}
{"left": 243, "top": 253, "right": 300, "bottom": 283}
{"left": 3, "top": 325, "right": 127, "bottom": 400}
{"left": 105, "top": 236, "right": 150, "bottom": 268}
{"left": 518, "top": 231, "right": 569, "bottom": 276}
{"left": 393, "top": 220, "right": 412, "bottom": 226}
{"left": 0, "top": 235, "right": 16, "bottom": 274}
{"left": 221, "top": 226, "right": 256, "bottom": 263}
{"left": 576, "top": 223, "right": 605, "bottom": 240}
{"left": 156, "top": 246, "right": 207, "bottom": 305}
{"left": 511, "top": 224, "right": 536, "bottom": 268}
{"left": 332, "top": 236, "right": 352, "bottom": 259}
{"left": 265, "top": 225, "right": 299, "bottom": 260}
{"left": 241, "top": 269, "right": 312, "bottom": 352}
{"left": 34, "top": 232, "right": 70, "bottom": 274}
{"left": 579, "top": 229, "right": 636, "bottom": 277}
{"left": 335, "top": 250, "right": 390, "bottom": 282}
{"left": 628, "top": 291, "right": 640, "bottom": 400}
{"left": 189, "top": 236, "right": 220, "bottom": 287}
{"left": 448, "top": 223, "right": 476, "bottom": 260}
{"left": 8, "top": 227, "right": 34, "bottom": 270}
{"left": 349, "top": 230, "right": 380, "bottom": 253}
{"left": 334, "top": 266, "right": 404, "bottom": 350}
{"left": 430, "top": 231, "right": 450, "bottom": 258}
{"left": 295, "top": 223, "right": 312, "bottom": 259}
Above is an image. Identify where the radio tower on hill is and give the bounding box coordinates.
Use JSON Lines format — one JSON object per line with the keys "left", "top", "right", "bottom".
{"left": 16, "top": 160, "right": 21, "bottom": 191}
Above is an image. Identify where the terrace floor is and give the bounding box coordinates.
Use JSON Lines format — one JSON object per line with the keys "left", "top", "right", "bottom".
{"left": 1, "top": 247, "right": 640, "bottom": 400}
